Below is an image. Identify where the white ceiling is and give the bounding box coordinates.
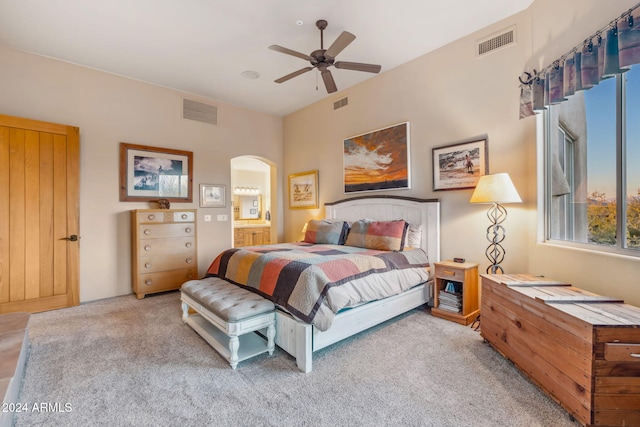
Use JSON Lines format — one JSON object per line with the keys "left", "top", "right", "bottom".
{"left": 0, "top": 0, "right": 533, "bottom": 117}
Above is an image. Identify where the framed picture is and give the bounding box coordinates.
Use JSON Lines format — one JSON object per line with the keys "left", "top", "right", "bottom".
{"left": 343, "top": 122, "right": 410, "bottom": 193}
{"left": 288, "top": 170, "right": 319, "bottom": 209}
{"left": 200, "top": 184, "right": 226, "bottom": 208}
{"left": 119, "top": 143, "right": 193, "bottom": 202}
{"left": 432, "top": 137, "right": 488, "bottom": 191}
{"left": 250, "top": 208, "right": 257, "bottom": 215}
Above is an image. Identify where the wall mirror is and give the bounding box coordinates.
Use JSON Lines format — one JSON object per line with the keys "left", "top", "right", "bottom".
{"left": 235, "top": 195, "right": 261, "bottom": 219}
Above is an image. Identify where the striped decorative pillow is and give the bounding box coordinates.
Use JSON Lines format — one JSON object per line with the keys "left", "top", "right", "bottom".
{"left": 344, "top": 220, "right": 409, "bottom": 251}
{"left": 303, "top": 219, "right": 350, "bottom": 245}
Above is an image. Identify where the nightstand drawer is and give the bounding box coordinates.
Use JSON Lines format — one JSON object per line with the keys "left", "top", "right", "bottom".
{"left": 435, "top": 265, "right": 465, "bottom": 281}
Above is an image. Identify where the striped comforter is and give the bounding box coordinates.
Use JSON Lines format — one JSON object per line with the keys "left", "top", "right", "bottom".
{"left": 205, "top": 242, "right": 430, "bottom": 331}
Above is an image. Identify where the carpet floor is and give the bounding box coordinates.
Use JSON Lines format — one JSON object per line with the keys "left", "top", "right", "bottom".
{"left": 13, "top": 291, "right": 577, "bottom": 427}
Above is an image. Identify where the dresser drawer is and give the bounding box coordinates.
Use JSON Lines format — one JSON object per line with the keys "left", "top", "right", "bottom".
{"left": 137, "top": 268, "right": 198, "bottom": 293}
{"left": 139, "top": 223, "right": 195, "bottom": 239}
{"left": 139, "top": 253, "right": 196, "bottom": 273}
{"left": 138, "top": 212, "right": 165, "bottom": 223}
{"left": 173, "top": 211, "right": 195, "bottom": 222}
{"left": 139, "top": 237, "right": 195, "bottom": 256}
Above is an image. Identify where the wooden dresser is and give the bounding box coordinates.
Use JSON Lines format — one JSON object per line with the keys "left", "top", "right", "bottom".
{"left": 481, "top": 274, "right": 640, "bottom": 427}
{"left": 131, "top": 209, "right": 198, "bottom": 299}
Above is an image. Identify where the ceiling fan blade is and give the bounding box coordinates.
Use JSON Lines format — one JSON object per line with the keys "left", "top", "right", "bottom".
{"left": 325, "top": 31, "right": 356, "bottom": 59}
{"left": 274, "top": 67, "right": 314, "bottom": 83}
{"left": 269, "top": 45, "right": 313, "bottom": 61}
{"left": 321, "top": 69, "right": 338, "bottom": 93}
{"left": 334, "top": 61, "right": 382, "bottom": 73}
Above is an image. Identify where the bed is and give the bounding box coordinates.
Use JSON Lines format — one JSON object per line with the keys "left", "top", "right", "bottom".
{"left": 201, "top": 196, "right": 439, "bottom": 372}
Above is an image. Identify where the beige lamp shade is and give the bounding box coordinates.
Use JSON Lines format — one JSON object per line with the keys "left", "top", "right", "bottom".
{"left": 470, "top": 173, "right": 522, "bottom": 204}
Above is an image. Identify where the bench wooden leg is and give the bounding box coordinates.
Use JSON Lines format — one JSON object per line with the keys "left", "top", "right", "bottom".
{"left": 267, "top": 323, "right": 275, "bottom": 355}
{"left": 181, "top": 302, "right": 189, "bottom": 322}
{"left": 229, "top": 336, "right": 239, "bottom": 369}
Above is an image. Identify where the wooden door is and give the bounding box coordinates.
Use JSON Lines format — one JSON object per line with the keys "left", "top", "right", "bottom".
{"left": 0, "top": 114, "right": 80, "bottom": 313}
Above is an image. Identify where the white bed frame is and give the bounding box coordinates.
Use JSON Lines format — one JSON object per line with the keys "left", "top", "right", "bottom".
{"left": 275, "top": 196, "right": 440, "bottom": 372}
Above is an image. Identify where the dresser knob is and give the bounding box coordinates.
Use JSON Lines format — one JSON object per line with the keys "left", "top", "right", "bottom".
{"left": 181, "top": 214, "right": 188, "bottom": 219}
{"left": 145, "top": 263, "right": 152, "bottom": 268}
{"left": 145, "top": 279, "right": 152, "bottom": 285}
{"left": 186, "top": 273, "right": 193, "bottom": 279}
{"left": 186, "top": 258, "right": 193, "bottom": 264}
{"left": 185, "top": 227, "right": 192, "bottom": 233}
{"left": 148, "top": 214, "right": 155, "bottom": 220}
{"left": 144, "top": 229, "right": 151, "bottom": 235}
{"left": 186, "top": 242, "right": 192, "bottom": 248}
{"left": 144, "top": 245, "right": 151, "bottom": 251}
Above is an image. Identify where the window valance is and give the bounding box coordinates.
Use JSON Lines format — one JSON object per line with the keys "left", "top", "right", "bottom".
{"left": 519, "top": 3, "right": 640, "bottom": 119}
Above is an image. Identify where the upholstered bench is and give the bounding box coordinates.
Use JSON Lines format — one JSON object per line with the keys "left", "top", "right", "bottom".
{"left": 180, "top": 277, "right": 275, "bottom": 369}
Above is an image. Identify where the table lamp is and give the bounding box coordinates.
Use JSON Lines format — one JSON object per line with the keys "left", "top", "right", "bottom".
{"left": 470, "top": 173, "right": 522, "bottom": 274}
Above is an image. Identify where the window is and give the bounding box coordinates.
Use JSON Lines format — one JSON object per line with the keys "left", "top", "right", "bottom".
{"left": 551, "top": 126, "right": 575, "bottom": 240}
{"left": 544, "top": 64, "right": 639, "bottom": 255}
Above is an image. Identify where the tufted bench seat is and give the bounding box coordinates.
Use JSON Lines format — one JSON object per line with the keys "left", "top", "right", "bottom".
{"left": 180, "top": 277, "right": 275, "bottom": 369}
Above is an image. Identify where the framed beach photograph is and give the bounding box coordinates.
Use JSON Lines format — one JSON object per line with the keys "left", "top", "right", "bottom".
{"left": 119, "top": 143, "right": 193, "bottom": 202}
{"left": 343, "top": 122, "right": 410, "bottom": 193}
{"left": 432, "top": 137, "right": 488, "bottom": 191}
{"left": 200, "top": 184, "right": 226, "bottom": 208}
{"left": 288, "top": 170, "right": 319, "bottom": 209}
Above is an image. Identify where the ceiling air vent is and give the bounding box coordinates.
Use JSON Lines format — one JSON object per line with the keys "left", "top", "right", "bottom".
{"left": 183, "top": 99, "right": 217, "bottom": 125}
{"left": 477, "top": 26, "right": 516, "bottom": 57}
{"left": 333, "top": 97, "right": 348, "bottom": 110}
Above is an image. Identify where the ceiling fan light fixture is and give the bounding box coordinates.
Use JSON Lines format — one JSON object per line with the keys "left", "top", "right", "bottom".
{"left": 269, "top": 19, "right": 381, "bottom": 94}
{"left": 241, "top": 70, "right": 260, "bottom": 80}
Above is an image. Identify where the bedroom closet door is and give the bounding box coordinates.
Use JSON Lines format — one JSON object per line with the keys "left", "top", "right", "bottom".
{"left": 0, "top": 114, "right": 80, "bottom": 314}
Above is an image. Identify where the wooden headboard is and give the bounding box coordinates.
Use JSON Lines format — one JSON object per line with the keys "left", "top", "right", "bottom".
{"left": 324, "top": 195, "right": 440, "bottom": 262}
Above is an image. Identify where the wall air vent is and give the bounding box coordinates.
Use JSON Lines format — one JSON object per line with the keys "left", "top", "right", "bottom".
{"left": 183, "top": 99, "right": 218, "bottom": 125}
{"left": 333, "top": 97, "right": 348, "bottom": 110}
{"left": 477, "top": 26, "right": 516, "bottom": 57}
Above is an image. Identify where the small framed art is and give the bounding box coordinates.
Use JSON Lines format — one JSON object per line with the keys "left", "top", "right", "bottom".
{"left": 432, "top": 137, "right": 488, "bottom": 191}
{"left": 200, "top": 184, "right": 226, "bottom": 208}
{"left": 288, "top": 170, "right": 319, "bottom": 209}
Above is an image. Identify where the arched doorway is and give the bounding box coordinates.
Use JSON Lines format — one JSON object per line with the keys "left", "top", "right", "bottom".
{"left": 230, "top": 156, "right": 276, "bottom": 247}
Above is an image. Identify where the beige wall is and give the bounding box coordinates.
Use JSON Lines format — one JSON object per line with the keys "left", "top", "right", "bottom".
{"left": 282, "top": 0, "right": 640, "bottom": 306}
{"left": 0, "top": 45, "right": 283, "bottom": 302}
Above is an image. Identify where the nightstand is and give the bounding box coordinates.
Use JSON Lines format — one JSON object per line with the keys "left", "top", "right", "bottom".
{"left": 431, "top": 261, "right": 479, "bottom": 325}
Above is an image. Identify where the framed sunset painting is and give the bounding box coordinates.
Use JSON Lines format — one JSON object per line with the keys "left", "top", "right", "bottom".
{"left": 343, "top": 122, "right": 410, "bottom": 193}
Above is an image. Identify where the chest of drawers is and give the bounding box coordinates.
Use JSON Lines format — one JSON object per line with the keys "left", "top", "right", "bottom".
{"left": 131, "top": 209, "right": 198, "bottom": 299}
{"left": 481, "top": 274, "right": 640, "bottom": 427}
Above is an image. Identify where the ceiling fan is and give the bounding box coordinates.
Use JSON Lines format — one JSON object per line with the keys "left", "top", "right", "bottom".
{"left": 269, "top": 19, "right": 382, "bottom": 94}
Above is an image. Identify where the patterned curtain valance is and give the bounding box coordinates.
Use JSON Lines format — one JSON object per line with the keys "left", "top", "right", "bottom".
{"left": 519, "top": 2, "right": 640, "bottom": 119}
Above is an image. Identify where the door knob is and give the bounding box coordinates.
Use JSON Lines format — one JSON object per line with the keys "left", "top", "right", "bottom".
{"left": 62, "top": 235, "right": 79, "bottom": 241}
